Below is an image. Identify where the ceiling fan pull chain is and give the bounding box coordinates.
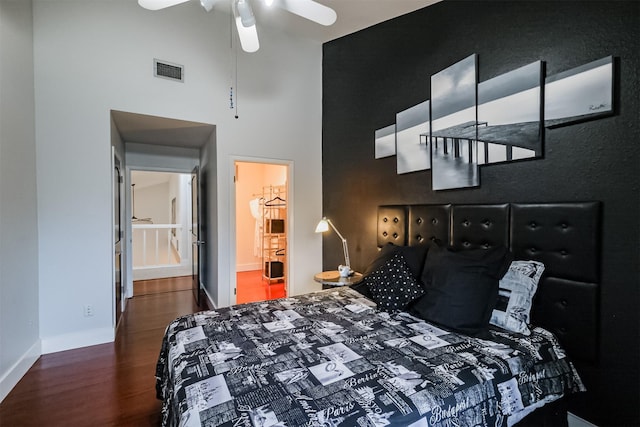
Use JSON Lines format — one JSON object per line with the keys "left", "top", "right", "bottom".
{"left": 229, "top": 7, "right": 236, "bottom": 113}
{"left": 234, "top": 33, "right": 239, "bottom": 119}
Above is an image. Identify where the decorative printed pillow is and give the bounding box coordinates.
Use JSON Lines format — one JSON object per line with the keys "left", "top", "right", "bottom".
{"left": 490, "top": 260, "right": 545, "bottom": 335}
{"left": 366, "top": 252, "right": 425, "bottom": 313}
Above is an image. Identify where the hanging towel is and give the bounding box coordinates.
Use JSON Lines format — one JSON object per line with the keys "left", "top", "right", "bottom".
{"left": 249, "top": 198, "right": 263, "bottom": 257}
{"left": 249, "top": 198, "right": 261, "bottom": 219}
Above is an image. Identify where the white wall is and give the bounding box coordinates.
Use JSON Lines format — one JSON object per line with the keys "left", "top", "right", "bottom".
{"left": 32, "top": 0, "right": 323, "bottom": 352}
{"left": 136, "top": 181, "right": 171, "bottom": 223}
{"left": 0, "top": 0, "right": 41, "bottom": 401}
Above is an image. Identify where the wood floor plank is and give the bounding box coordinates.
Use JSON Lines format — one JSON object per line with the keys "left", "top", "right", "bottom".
{"left": 133, "top": 276, "right": 192, "bottom": 296}
{"left": 0, "top": 277, "right": 201, "bottom": 427}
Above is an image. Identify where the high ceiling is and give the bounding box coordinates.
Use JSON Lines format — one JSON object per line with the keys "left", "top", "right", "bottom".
{"left": 115, "top": 0, "right": 441, "bottom": 148}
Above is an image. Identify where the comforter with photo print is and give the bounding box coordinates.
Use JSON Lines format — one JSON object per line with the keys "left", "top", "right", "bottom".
{"left": 156, "top": 287, "right": 584, "bottom": 427}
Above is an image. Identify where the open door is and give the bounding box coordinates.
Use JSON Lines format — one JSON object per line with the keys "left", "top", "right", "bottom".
{"left": 113, "top": 151, "right": 123, "bottom": 327}
{"left": 234, "top": 160, "right": 289, "bottom": 304}
{"left": 191, "top": 166, "right": 202, "bottom": 306}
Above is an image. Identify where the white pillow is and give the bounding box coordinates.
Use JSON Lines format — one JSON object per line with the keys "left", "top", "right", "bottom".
{"left": 490, "top": 260, "right": 545, "bottom": 335}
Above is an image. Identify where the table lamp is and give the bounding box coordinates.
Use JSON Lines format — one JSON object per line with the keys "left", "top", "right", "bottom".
{"left": 315, "top": 217, "right": 351, "bottom": 277}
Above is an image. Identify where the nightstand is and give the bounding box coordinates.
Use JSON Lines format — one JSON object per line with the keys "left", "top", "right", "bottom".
{"left": 314, "top": 270, "right": 364, "bottom": 288}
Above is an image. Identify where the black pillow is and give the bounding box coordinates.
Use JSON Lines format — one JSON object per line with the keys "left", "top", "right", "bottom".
{"left": 367, "top": 252, "right": 425, "bottom": 312}
{"left": 352, "top": 243, "right": 429, "bottom": 299}
{"left": 409, "top": 243, "right": 513, "bottom": 336}
{"left": 364, "top": 243, "right": 430, "bottom": 279}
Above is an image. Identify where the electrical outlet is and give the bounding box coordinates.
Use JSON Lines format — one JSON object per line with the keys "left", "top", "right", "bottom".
{"left": 83, "top": 304, "right": 94, "bottom": 317}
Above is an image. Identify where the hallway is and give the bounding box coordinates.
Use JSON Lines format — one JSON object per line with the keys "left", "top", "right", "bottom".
{"left": 0, "top": 277, "right": 201, "bottom": 426}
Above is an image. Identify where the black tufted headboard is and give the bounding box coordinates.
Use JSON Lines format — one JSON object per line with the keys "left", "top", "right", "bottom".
{"left": 377, "top": 202, "right": 601, "bottom": 363}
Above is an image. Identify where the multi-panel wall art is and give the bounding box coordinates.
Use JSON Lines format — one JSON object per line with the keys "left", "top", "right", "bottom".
{"left": 375, "top": 55, "right": 614, "bottom": 191}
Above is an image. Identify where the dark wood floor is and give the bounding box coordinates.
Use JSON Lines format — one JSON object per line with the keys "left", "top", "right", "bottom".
{"left": 0, "top": 277, "right": 202, "bottom": 426}
{"left": 133, "top": 275, "right": 192, "bottom": 296}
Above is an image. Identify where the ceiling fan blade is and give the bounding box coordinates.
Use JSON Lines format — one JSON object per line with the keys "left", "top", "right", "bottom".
{"left": 233, "top": 2, "right": 260, "bottom": 52}
{"left": 138, "top": 0, "right": 190, "bottom": 11}
{"left": 277, "top": 0, "right": 337, "bottom": 26}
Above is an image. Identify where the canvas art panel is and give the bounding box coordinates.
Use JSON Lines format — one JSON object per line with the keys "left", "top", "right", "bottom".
{"left": 544, "top": 56, "right": 613, "bottom": 128}
{"left": 477, "top": 61, "right": 542, "bottom": 165}
{"left": 430, "top": 54, "right": 479, "bottom": 191}
{"left": 375, "top": 124, "right": 396, "bottom": 158}
{"left": 396, "top": 100, "right": 431, "bottom": 174}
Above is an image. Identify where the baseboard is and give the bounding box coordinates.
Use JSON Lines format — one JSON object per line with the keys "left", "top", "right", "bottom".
{"left": 40, "top": 327, "right": 114, "bottom": 355}
{"left": 568, "top": 412, "right": 598, "bottom": 427}
{"left": 0, "top": 340, "right": 41, "bottom": 403}
{"left": 236, "top": 263, "right": 261, "bottom": 272}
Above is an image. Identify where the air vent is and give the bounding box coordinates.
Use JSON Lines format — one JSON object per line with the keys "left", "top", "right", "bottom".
{"left": 154, "top": 59, "right": 184, "bottom": 82}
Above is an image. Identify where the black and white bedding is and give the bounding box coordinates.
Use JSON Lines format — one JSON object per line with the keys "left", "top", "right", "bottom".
{"left": 155, "top": 287, "right": 585, "bottom": 427}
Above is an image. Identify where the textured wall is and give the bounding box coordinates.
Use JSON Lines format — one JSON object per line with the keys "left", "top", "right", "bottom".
{"left": 322, "top": 1, "right": 639, "bottom": 424}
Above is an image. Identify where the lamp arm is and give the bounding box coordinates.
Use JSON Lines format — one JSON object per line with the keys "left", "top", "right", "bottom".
{"left": 341, "top": 238, "right": 351, "bottom": 268}
{"left": 328, "top": 220, "right": 350, "bottom": 268}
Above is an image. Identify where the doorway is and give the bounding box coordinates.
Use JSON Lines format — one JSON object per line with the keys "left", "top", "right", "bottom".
{"left": 111, "top": 109, "right": 215, "bottom": 330}
{"left": 130, "top": 170, "right": 193, "bottom": 296}
{"left": 235, "top": 161, "right": 289, "bottom": 304}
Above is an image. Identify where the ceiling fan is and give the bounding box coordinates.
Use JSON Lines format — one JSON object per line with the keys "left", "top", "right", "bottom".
{"left": 137, "top": 0, "right": 337, "bottom": 53}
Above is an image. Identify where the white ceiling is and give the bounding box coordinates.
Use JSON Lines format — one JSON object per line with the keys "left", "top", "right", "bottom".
{"left": 243, "top": 0, "right": 442, "bottom": 44}
{"left": 131, "top": 170, "right": 175, "bottom": 188}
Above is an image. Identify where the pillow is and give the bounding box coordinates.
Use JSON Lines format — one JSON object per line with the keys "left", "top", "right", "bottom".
{"left": 366, "top": 252, "right": 425, "bottom": 312}
{"left": 353, "top": 242, "right": 429, "bottom": 299}
{"left": 364, "top": 243, "right": 430, "bottom": 279}
{"left": 350, "top": 280, "right": 374, "bottom": 299}
{"left": 409, "top": 243, "right": 513, "bottom": 336}
{"left": 490, "top": 260, "right": 545, "bottom": 335}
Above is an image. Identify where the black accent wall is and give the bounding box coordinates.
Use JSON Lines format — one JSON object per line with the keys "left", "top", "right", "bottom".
{"left": 321, "top": 1, "right": 639, "bottom": 425}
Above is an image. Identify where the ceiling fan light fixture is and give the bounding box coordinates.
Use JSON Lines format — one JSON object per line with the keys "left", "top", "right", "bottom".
{"left": 139, "top": 0, "right": 336, "bottom": 53}
{"left": 233, "top": 0, "right": 259, "bottom": 52}
{"left": 138, "top": 0, "right": 191, "bottom": 11}
{"left": 236, "top": 0, "right": 256, "bottom": 27}
{"left": 200, "top": 0, "right": 217, "bottom": 12}
{"left": 278, "top": 0, "right": 336, "bottom": 26}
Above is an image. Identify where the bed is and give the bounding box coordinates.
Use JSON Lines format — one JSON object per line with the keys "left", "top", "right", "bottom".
{"left": 156, "top": 202, "right": 600, "bottom": 427}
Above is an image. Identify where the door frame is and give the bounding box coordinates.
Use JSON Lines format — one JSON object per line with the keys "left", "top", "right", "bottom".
{"left": 191, "top": 166, "right": 201, "bottom": 306}
{"left": 230, "top": 155, "right": 294, "bottom": 305}
{"left": 111, "top": 147, "right": 125, "bottom": 329}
